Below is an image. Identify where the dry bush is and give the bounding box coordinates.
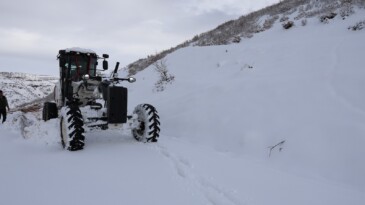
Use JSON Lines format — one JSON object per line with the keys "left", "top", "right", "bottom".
{"left": 348, "top": 20, "right": 365, "bottom": 30}
{"left": 301, "top": 19, "right": 308, "bottom": 26}
{"left": 283, "top": 21, "right": 294, "bottom": 29}
{"left": 154, "top": 59, "right": 175, "bottom": 92}
{"left": 319, "top": 12, "right": 337, "bottom": 23}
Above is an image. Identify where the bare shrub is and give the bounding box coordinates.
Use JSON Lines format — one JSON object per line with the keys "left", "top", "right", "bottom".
{"left": 232, "top": 36, "right": 241, "bottom": 43}
{"left": 263, "top": 15, "right": 279, "bottom": 30}
{"left": 319, "top": 12, "right": 337, "bottom": 23}
{"left": 282, "top": 21, "right": 294, "bottom": 29}
{"left": 340, "top": 1, "right": 355, "bottom": 19}
{"left": 348, "top": 20, "right": 365, "bottom": 30}
{"left": 154, "top": 59, "right": 175, "bottom": 92}
{"left": 301, "top": 19, "right": 308, "bottom": 26}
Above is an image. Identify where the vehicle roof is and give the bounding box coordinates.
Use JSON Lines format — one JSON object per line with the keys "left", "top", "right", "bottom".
{"left": 64, "top": 47, "right": 96, "bottom": 54}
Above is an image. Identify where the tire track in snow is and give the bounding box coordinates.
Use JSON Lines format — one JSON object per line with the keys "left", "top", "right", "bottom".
{"left": 327, "top": 38, "right": 365, "bottom": 117}
{"left": 153, "top": 143, "right": 246, "bottom": 205}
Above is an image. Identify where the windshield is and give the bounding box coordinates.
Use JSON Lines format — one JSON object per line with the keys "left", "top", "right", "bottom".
{"left": 65, "top": 54, "right": 97, "bottom": 81}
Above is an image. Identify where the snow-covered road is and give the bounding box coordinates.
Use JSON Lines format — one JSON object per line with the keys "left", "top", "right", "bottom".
{"left": 1, "top": 125, "right": 364, "bottom": 205}
{"left": 2, "top": 119, "right": 365, "bottom": 205}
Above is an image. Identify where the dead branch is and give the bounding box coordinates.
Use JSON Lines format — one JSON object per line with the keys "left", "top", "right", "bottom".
{"left": 268, "top": 140, "right": 286, "bottom": 157}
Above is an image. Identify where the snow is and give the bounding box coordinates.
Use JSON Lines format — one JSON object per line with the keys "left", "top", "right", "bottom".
{"left": 65, "top": 47, "right": 96, "bottom": 54}
{"left": 0, "top": 72, "right": 57, "bottom": 108}
{"left": 1, "top": 6, "right": 365, "bottom": 205}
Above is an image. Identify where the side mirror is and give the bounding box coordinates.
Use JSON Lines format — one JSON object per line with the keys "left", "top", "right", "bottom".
{"left": 102, "top": 54, "right": 109, "bottom": 58}
{"left": 103, "top": 60, "right": 108, "bottom": 70}
{"left": 128, "top": 77, "right": 136, "bottom": 83}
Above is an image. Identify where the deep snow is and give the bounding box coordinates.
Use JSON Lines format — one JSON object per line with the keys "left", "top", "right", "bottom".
{"left": 1, "top": 6, "right": 365, "bottom": 205}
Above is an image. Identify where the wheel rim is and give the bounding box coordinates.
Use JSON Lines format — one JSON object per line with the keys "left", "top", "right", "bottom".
{"left": 136, "top": 121, "right": 145, "bottom": 136}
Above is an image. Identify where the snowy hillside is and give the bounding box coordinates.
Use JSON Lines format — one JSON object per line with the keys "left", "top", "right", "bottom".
{"left": 0, "top": 72, "right": 58, "bottom": 108}
{"left": 127, "top": 4, "right": 365, "bottom": 203}
{"left": 1, "top": 1, "right": 365, "bottom": 205}
{"left": 126, "top": 0, "right": 365, "bottom": 75}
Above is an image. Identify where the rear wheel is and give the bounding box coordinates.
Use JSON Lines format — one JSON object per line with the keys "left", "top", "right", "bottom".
{"left": 132, "top": 104, "right": 160, "bottom": 142}
{"left": 42, "top": 102, "right": 58, "bottom": 121}
{"left": 60, "top": 104, "right": 85, "bottom": 151}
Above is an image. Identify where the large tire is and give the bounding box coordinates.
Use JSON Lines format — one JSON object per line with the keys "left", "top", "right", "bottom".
{"left": 42, "top": 102, "right": 58, "bottom": 121}
{"left": 60, "top": 104, "right": 85, "bottom": 151}
{"left": 132, "top": 104, "right": 160, "bottom": 142}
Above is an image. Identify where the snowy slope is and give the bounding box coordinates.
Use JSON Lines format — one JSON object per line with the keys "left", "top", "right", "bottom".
{"left": 1, "top": 4, "right": 365, "bottom": 205}
{"left": 127, "top": 5, "right": 365, "bottom": 202}
{"left": 0, "top": 72, "right": 58, "bottom": 108}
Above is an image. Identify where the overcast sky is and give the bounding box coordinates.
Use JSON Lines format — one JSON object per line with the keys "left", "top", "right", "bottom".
{"left": 0, "top": 0, "right": 280, "bottom": 76}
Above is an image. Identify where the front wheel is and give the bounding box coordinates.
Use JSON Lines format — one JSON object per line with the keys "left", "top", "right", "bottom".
{"left": 132, "top": 104, "right": 160, "bottom": 142}
{"left": 60, "top": 104, "right": 85, "bottom": 151}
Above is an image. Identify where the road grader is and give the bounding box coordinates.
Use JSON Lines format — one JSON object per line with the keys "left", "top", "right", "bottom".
{"left": 42, "top": 47, "right": 160, "bottom": 151}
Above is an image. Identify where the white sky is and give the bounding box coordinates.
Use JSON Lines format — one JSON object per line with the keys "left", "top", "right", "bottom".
{"left": 0, "top": 0, "right": 280, "bottom": 76}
